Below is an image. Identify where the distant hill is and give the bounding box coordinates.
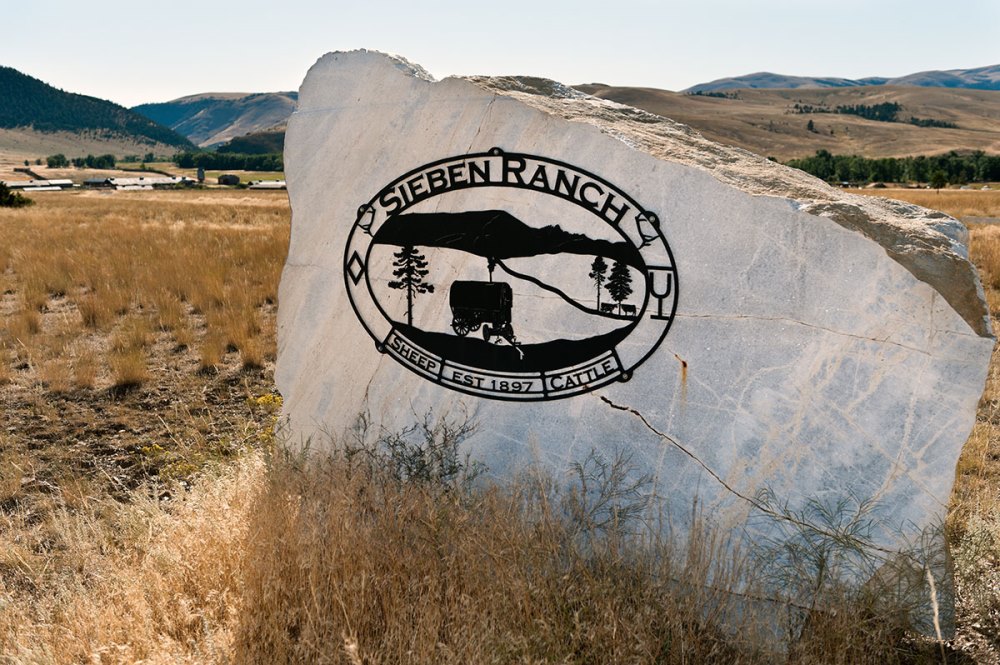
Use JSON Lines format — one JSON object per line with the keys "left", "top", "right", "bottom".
{"left": 374, "top": 210, "right": 643, "bottom": 270}
{"left": 685, "top": 73, "right": 886, "bottom": 92}
{"left": 133, "top": 92, "right": 297, "bottom": 148}
{"left": 889, "top": 64, "right": 1000, "bottom": 90}
{"left": 686, "top": 64, "right": 1000, "bottom": 93}
{"left": 0, "top": 66, "right": 192, "bottom": 149}
{"left": 574, "top": 84, "right": 1000, "bottom": 160}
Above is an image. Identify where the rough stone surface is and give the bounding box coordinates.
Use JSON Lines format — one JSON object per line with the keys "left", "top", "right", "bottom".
{"left": 277, "top": 50, "right": 994, "bottom": 627}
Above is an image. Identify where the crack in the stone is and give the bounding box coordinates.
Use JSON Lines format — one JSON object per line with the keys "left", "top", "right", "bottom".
{"left": 676, "top": 312, "right": 978, "bottom": 357}
{"left": 598, "top": 395, "right": 896, "bottom": 556}
{"left": 467, "top": 94, "right": 497, "bottom": 153}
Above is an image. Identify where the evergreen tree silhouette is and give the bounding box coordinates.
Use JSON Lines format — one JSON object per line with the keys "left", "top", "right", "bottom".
{"left": 589, "top": 256, "right": 608, "bottom": 309}
{"left": 388, "top": 245, "right": 434, "bottom": 326}
{"left": 606, "top": 260, "right": 633, "bottom": 314}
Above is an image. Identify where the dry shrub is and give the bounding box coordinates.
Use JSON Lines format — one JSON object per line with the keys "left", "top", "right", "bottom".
{"left": 76, "top": 292, "right": 114, "bottom": 330}
{"left": 0, "top": 454, "right": 264, "bottom": 663}
{"left": 173, "top": 324, "right": 194, "bottom": 351}
{"left": 110, "top": 348, "right": 148, "bottom": 389}
{"left": 10, "top": 308, "right": 42, "bottom": 339}
{"left": 970, "top": 225, "right": 1000, "bottom": 290}
{"left": 239, "top": 336, "right": 265, "bottom": 370}
{"left": 0, "top": 435, "right": 944, "bottom": 664}
{"left": 0, "top": 345, "right": 11, "bottom": 385}
{"left": 953, "top": 505, "right": 1000, "bottom": 646}
{"left": 235, "top": 452, "right": 754, "bottom": 664}
{"left": 154, "top": 290, "right": 186, "bottom": 331}
{"left": 73, "top": 349, "right": 98, "bottom": 390}
{"left": 200, "top": 332, "right": 226, "bottom": 371}
{"left": 40, "top": 359, "right": 72, "bottom": 394}
{"left": 232, "top": 433, "right": 929, "bottom": 665}
{"left": 111, "top": 315, "right": 152, "bottom": 354}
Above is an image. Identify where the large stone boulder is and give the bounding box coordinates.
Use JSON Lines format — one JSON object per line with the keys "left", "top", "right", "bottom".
{"left": 277, "top": 50, "right": 993, "bottom": 627}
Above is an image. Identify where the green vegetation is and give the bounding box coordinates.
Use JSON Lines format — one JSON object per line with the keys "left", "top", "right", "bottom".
{"left": 0, "top": 66, "right": 193, "bottom": 147}
{"left": 0, "top": 182, "right": 33, "bottom": 208}
{"left": 172, "top": 151, "right": 284, "bottom": 171}
{"left": 217, "top": 130, "right": 285, "bottom": 155}
{"left": 685, "top": 90, "right": 740, "bottom": 99}
{"left": 46, "top": 153, "right": 116, "bottom": 169}
{"left": 792, "top": 102, "right": 958, "bottom": 129}
{"left": 786, "top": 150, "right": 1000, "bottom": 185}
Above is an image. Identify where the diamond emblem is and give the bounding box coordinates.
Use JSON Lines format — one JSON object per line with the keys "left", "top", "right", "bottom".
{"left": 347, "top": 251, "right": 365, "bottom": 285}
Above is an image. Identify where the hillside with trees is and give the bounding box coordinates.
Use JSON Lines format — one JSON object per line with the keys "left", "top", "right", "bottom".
{"left": 0, "top": 66, "right": 192, "bottom": 148}
{"left": 217, "top": 130, "right": 285, "bottom": 155}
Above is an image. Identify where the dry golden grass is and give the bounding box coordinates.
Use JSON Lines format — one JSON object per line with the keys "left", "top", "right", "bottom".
{"left": 0, "top": 190, "right": 287, "bottom": 393}
{"left": 233, "top": 449, "right": 938, "bottom": 665}
{"left": 73, "top": 348, "right": 97, "bottom": 390}
{"left": 850, "top": 188, "right": 1000, "bottom": 220}
{"left": 3, "top": 187, "right": 1000, "bottom": 663}
{"left": 0, "top": 439, "right": 936, "bottom": 665}
{"left": 0, "top": 454, "right": 263, "bottom": 664}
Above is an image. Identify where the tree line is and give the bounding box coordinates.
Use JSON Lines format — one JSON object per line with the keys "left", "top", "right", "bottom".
{"left": 46, "top": 153, "right": 116, "bottom": 169}
{"left": 792, "top": 102, "right": 957, "bottom": 129}
{"left": 784, "top": 150, "right": 1000, "bottom": 185}
{"left": 171, "top": 152, "right": 284, "bottom": 171}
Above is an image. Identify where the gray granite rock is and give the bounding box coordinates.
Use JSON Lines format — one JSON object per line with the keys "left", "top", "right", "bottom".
{"left": 277, "top": 50, "right": 994, "bottom": 630}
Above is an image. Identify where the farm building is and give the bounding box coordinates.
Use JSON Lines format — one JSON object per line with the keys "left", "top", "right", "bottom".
{"left": 84, "top": 176, "right": 193, "bottom": 190}
{"left": 248, "top": 180, "right": 287, "bottom": 190}
{"left": 0, "top": 179, "right": 75, "bottom": 191}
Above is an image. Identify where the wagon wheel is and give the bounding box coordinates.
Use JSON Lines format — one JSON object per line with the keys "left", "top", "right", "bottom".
{"left": 452, "top": 319, "right": 472, "bottom": 337}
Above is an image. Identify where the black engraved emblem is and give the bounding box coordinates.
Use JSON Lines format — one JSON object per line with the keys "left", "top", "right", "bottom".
{"left": 344, "top": 148, "right": 679, "bottom": 401}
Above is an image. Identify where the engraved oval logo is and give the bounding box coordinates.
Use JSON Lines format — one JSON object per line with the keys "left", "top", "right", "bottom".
{"left": 344, "top": 148, "right": 678, "bottom": 401}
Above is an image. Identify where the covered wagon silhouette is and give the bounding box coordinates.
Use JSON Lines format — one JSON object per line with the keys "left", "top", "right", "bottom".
{"left": 449, "top": 280, "right": 517, "bottom": 344}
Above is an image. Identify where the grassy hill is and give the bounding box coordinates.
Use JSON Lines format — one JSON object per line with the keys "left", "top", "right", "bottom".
{"left": 0, "top": 66, "right": 192, "bottom": 150}
{"left": 686, "top": 64, "right": 1000, "bottom": 93}
{"left": 133, "top": 93, "right": 296, "bottom": 148}
{"left": 216, "top": 129, "right": 285, "bottom": 155}
{"left": 575, "top": 84, "right": 1000, "bottom": 161}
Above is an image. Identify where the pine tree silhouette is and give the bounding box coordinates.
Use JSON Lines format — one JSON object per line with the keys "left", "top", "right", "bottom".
{"left": 606, "top": 260, "right": 633, "bottom": 314}
{"left": 589, "top": 256, "right": 608, "bottom": 309}
{"left": 387, "top": 245, "right": 434, "bottom": 326}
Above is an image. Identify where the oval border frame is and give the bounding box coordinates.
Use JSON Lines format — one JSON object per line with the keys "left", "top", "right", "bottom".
{"left": 343, "top": 148, "right": 679, "bottom": 401}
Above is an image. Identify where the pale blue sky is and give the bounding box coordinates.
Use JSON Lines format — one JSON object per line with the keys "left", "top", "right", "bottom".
{"left": 2, "top": 0, "right": 998, "bottom": 107}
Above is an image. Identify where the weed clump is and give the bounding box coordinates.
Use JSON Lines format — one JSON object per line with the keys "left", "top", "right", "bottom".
{"left": 233, "top": 415, "right": 936, "bottom": 664}
{"left": 0, "top": 182, "right": 32, "bottom": 208}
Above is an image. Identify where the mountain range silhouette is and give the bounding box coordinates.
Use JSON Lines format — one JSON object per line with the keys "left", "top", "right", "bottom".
{"left": 372, "top": 210, "right": 644, "bottom": 271}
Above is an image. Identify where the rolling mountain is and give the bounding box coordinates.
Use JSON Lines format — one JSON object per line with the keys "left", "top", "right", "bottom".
{"left": 686, "top": 64, "right": 1000, "bottom": 93}
{"left": 173, "top": 79, "right": 1000, "bottom": 163}
{"left": 574, "top": 83, "right": 1000, "bottom": 160}
{"left": 889, "top": 64, "right": 1000, "bottom": 90}
{"left": 373, "top": 210, "right": 643, "bottom": 270}
{"left": 132, "top": 92, "right": 297, "bottom": 148}
{"left": 0, "top": 66, "right": 192, "bottom": 150}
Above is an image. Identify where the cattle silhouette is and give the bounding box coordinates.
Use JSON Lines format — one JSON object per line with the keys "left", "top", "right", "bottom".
{"left": 621, "top": 304, "right": 637, "bottom": 316}
{"left": 600, "top": 303, "right": 617, "bottom": 314}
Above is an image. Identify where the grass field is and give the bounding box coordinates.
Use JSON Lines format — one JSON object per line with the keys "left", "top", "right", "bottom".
{"left": 0, "top": 157, "right": 285, "bottom": 187}
{"left": 1, "top": 187, "right": 999, "bottom": 662}
{"left": 850, "top": 187, "right": 1000, "bottom": 220}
